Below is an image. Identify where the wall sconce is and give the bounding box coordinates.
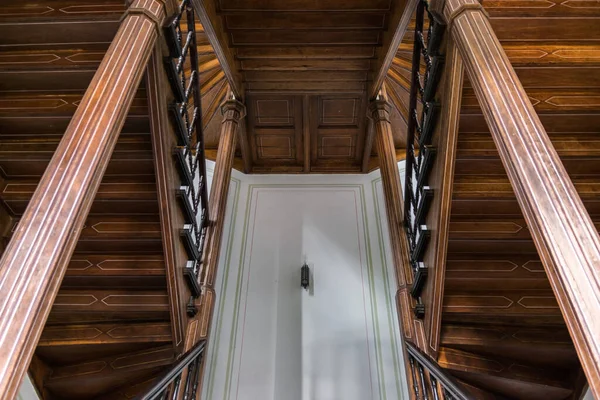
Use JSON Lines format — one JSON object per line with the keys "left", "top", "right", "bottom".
{"left": 301, "top": 263, "right": 310, "bottom": 290}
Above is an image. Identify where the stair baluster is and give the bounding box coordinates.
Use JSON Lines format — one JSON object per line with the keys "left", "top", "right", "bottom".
{"left": 403, "top": 0, "right": 446, "bottom": 316}
{"left": 136, "top": 340, "right": 206, "bottom": 400}
{"left": 163, "top": 0, "right": 210, "bottom": 310}
{"left": 406, "top": 342, "right": 470, "bottom": 400}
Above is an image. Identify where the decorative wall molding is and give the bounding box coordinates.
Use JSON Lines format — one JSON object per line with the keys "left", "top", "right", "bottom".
{"left": 201, "top": 164, "right": 408, "bottom": 400}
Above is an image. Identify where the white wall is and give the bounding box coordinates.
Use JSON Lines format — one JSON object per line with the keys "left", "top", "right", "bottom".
{"left": 15, "top": 162, "right": 408, "bottom": 400}
{"left": 202, "top": 165, "right": 409, "bottom": 400}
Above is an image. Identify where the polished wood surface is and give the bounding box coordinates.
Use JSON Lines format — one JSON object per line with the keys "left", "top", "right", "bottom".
{"left": 369, "top": 94, "right": 426, "bottom": 397}
{"left": 0, "top": 1, "right": 173, "bottom": 398}
{"left": 146, "top": 46, "right": 189, "bottom": 353}
{"left": 432, "top": 0, "right": 600, "bottom": 397}
{"left": 192, "top": 0, "right": 417, "bottom": 173}
{"left": 420, "top": 40, "right": 464, "bottom": 358}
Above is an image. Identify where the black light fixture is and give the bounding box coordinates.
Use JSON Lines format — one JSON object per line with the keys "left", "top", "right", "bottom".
{"left": 301, "top": 263, "right": 310, "bottom": 290}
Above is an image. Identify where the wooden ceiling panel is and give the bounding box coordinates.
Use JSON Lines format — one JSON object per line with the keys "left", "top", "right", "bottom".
{"left": 247, "top": 95, "right": 303, "bottom": 167}
{"left": 240, "top": 59, "right": 371, "bottom": 71}
{"left": 310, "top": 94, "right": 366, "bottom": 169}
{"left": 230, "top": 30, "right": 381, "bottom": 46}
{"left": 218, "top": 0, "right": 392, "bottom": 11}
{"left": 224, "top": 12, "right": 387, "bottom": 30}
{"left": 236, "top": 46, "right": 376, "bottom": 59}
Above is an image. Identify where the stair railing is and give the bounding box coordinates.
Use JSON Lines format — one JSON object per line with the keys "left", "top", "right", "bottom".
{"left": 137, "top": 340, "right": 207, "bottom": 400}
{"left": 406, "top": 342, "right": 471, "bottom": 400}
{"left": 403, "top": 0, "right": 446, "bottom": 320}
{"left": 163, "top": 0, "right": 210, "bottom": 314}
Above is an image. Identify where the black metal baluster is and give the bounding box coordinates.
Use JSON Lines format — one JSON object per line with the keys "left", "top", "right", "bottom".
{"left": 164, "top": 0, "right": 210, "bottom": 298}
{"left": 418, "top": 364, "right": 430, "bottom": 400}
{"left": 409, "top": 354, "right": 421, "bottom": 399}
{"left": 430, "top": 375, "right": 440, "bottom": 400}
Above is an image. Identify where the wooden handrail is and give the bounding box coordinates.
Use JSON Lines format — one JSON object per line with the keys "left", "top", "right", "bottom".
{"left": 431, "top": 0, "right": 600, "bottom": 396}
{"left": 0, "top": 1, "right": 176, "bottom": 398}
{"left": 405, "top": 342, "right": 472, "bottom": 400}
{"left": 137, "top": 340, "right": 207, "bottom": 400}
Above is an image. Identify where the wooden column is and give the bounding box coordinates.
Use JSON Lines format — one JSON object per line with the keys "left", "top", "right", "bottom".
{"left": 370, "top": 97, "right": 425, "bottom": 399}
{"left": 369, "top": 98, "right": 417, "bottom": 342}
{"left": 183, "top": 97, "right": 245, "bottom": 349}
{"left": 433, "top": 0, "right": 600, "bottom": 395}
{"left": 0, "top": 1, "right": 175, "bottom": 398}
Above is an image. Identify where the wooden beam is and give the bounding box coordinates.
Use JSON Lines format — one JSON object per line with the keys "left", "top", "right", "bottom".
{"left": 435, "top": 0, "right": 600, "bottom": 396}
{"left": 0, "top": 1, "right": 173, "bottom": 398}
{"left": 192, "top": 0, "right": 244, "bottom": 99}
{"left": 421, "top": 40, "right": 464, "bottom": 358}
{"left": 368, "top": 0, "right": 419, "bottom": 100}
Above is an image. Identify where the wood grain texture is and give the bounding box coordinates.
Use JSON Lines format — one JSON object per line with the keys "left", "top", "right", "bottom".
{"left": 146, "top": 45, "right": 189, "bottom": 353}
{"left": 192, "top": 0, "right": 244, "bottom": 99}
{"left": 436, "top": 0, "right": 600, "bottom": 396}
{"left": 369, "top": 97, "right": 415, "bottom": 337}
{"left": 183, "top": 97, "right": 244, "bottom": 399}
{"left": 369, "top": 0, "right": 417, "bottom": 99}
{"left": 421, "top": 40, "right": 464, "bottom": 357}
{"left": 369, "top": 97, "right": 429, "bottom": 394}
{"left": 0, "top": 1, "right": 169, "bottom": 398}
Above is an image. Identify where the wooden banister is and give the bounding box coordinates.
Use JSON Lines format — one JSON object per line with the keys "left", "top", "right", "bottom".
{"left": 0, "top": 1, "right": 176, "bottom": 398}
{"left": 432, "top": 0, "right": 600, "bottom": 396}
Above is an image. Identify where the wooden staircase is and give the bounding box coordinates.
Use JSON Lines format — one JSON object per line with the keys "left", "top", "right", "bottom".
{"left": 0, "top": 1, "right": 228, "bottom": 398}
{"left": 388, "top": 0, "right": 598, "bottom": 399}
{"left": 0, "top": 0, "right": 598, "bottom": 399}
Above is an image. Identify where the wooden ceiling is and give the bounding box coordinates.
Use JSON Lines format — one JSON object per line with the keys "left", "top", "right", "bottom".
{"left": 198, "top": 0, "right": 411, "bottom": 173}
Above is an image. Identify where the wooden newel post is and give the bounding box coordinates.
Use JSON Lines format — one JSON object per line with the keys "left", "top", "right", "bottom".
{"left": 202, "top": 98, "right": 246, "bottom": 289}
{"left": 0, "top": 1, "right": 175, "bottom": 398}
{"left": 183, "top": 97, "right": 245, "bottom": 393}
{"left": 369, "top": 98, "right": 416, "bottom": 342}
{"left": 180, "top": 97, "right": 245, "bottom": 399}
{"left": 369, "top": 97, "right": 423, "bottom": 398}
{"left": 432, "top": 0, "right": 600, "bottom": 395}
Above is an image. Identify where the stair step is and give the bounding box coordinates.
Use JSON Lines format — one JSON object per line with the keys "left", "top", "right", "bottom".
{"left": 0, "top": 93, "right": 147, "bottom": 118}
{"left": 1, "top": 182, "right": 159, "bottom": 216}
{"left": 443, "top": 289, "right": 565, "bottom": 326}
{"left": 0, "top": 69, "right": 96, "bottom": 92}
{"left": 438, "top": 347, "right": 573, "bottom": 400}
{"left": 0, "top": 20, "right": 119, "bottom": 50}
{"left": 440, "top": 324, "right": 579, "bottom": 370}
{"left": 39, "top": 322, "right": 172, "bottom": 348}
{"left": 0, "top": 115, "right": 150, "bottom": 136}
{"left": 445, "top": 256, "right": 553, "bottom": 292}
{"left": 0, "top": 143, "right": 154, "bottom": 178}
{"left": 48, "top": 289, "right": 170, "bottom": 324}
{"left": 44, "top": 344, "right": 173, "bottom": 400}
{"left": 61, "top": 254, "right": 166, "bottom": 289}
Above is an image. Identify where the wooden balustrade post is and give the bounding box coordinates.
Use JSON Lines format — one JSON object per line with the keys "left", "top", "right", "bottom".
{"left": 182, "top": 96, "right": 245, "bottom": 398}
{"left": 369, "top": 96, "right": 424, "bottom": 400}
{"left": 0, "top": 1, "right": 176, "bottom": 398}
{"left": 369, "top": 96, "right": 419, "bottom": 343}
{"left": 431, "top": 0, "right": 600, "bottom": 395}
